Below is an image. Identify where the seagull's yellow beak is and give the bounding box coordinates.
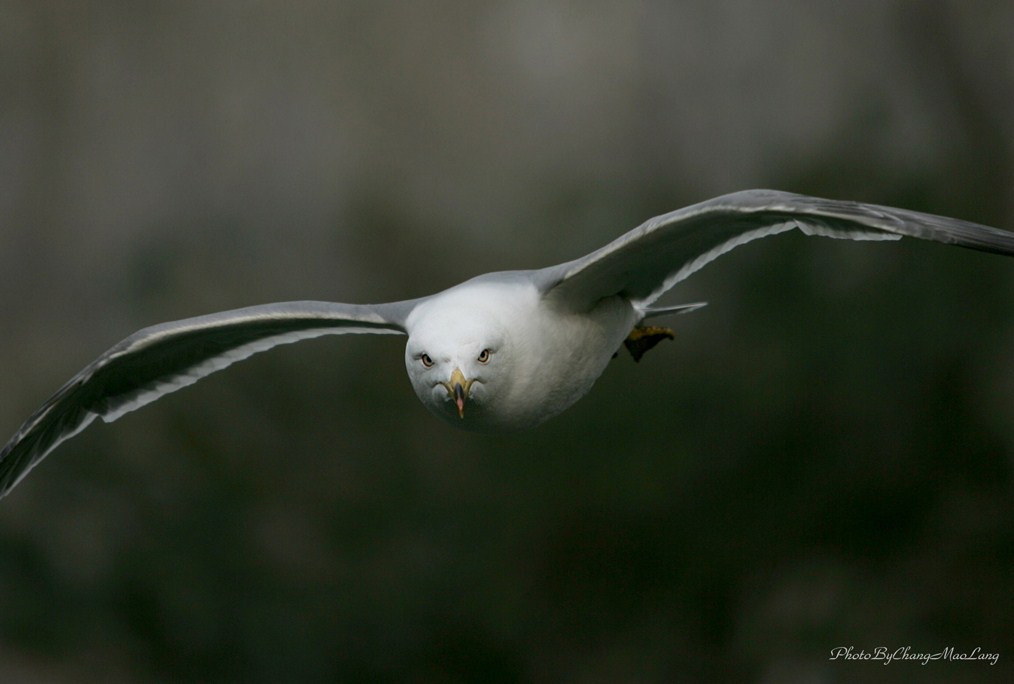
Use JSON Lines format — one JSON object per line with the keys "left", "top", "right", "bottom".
{"left": 441, "top": 368, "right": 474, "bottom": 418}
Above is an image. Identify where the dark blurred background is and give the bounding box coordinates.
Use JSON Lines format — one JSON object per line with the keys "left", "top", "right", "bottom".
{"left": 2, "top": 1, "right": 1013, "bottom": 682}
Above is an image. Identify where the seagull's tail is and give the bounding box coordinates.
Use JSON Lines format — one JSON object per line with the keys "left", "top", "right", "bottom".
{"left": 640, "top": 302, "right": 708, "bottom": 319}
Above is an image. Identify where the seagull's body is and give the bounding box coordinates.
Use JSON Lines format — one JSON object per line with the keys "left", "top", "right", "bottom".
{"left": 405, "top": 273, "right": 637, "bottom": 430}
{"left": 3, "top": 190, "right": 1014, "bottom": 498}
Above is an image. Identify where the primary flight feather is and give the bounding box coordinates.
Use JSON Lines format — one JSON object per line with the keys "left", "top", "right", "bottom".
{"left": 3, "top": 190, "right": 1013, "bottom": 498}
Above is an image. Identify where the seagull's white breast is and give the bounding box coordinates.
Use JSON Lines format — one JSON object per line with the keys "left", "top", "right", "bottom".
{"left": 405, "top": 274, "right": 638, "bottom": 431}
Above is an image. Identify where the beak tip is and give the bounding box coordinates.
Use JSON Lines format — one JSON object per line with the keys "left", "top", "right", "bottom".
{"left": 446, "top": 368, "right": 472, "bottom": 419}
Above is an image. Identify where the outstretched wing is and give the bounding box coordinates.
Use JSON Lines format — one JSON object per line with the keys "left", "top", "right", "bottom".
{"left": 0, "top": 299, "right": 419, "bottom": 499}
{"left": 537, "top": 189, "right": 1014, "bottom": 311}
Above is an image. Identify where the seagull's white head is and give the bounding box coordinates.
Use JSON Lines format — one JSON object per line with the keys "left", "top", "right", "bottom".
{"left": 404, "top": 298, "right": 512, "bottom": 431}
{"left": 405, "top": 308, "right": 511, "bottom": 427}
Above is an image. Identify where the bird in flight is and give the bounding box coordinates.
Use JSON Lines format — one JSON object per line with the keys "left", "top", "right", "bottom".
{"left": 2, "top": 190, "right": 1013, "bottom": 499}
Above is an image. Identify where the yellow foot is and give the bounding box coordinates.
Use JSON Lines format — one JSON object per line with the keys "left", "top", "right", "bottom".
{"left": 622, "top": 325, "right": 675, "bottom": 362}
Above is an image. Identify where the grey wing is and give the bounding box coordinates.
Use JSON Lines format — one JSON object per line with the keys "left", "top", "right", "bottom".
{"left": 536, "top": 189, "right": 1014, "bottom": 311}
{"left": 0, "top": 299, "right": 420, "bottom": 499}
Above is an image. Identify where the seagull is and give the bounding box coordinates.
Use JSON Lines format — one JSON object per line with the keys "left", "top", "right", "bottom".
{"left": 2, "top": 190, "right": 1013, "bottom": 498}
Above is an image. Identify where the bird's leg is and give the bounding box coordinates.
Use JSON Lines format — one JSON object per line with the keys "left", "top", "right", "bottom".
{"left": 621, "top": 325, "right": 675, "bottom": 362}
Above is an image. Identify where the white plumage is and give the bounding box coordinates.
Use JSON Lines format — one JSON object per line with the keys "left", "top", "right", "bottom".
{"left": 3, "top": 190, "right": 1013, "bottom": 498}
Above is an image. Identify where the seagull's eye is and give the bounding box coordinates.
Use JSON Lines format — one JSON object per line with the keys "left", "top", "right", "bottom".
{"left": 477, "top": 348, "right": 492, "bottom": 364}
{"left": 419, "top": 353, "right": 434, "bottom": 368}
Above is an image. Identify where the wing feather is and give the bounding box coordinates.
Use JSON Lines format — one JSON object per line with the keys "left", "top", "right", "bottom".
{"left": 0, "top": 299, "right": 418, "bottom": 498}
{"left": 537, "top": 189, "right": 1014, "bottom": 311}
